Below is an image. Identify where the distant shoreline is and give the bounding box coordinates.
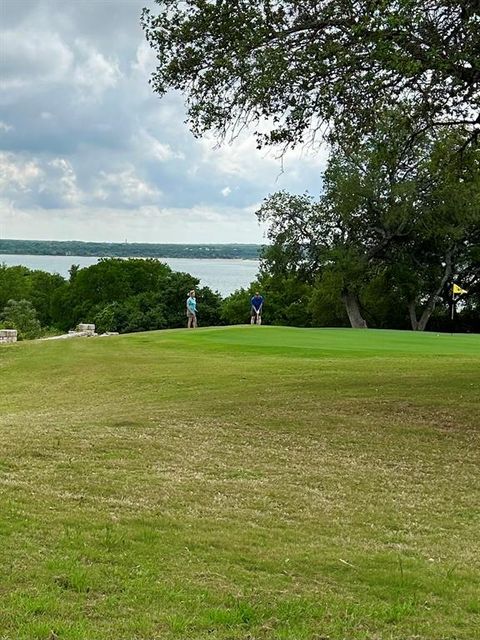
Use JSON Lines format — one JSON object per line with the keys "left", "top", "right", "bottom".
{"left": 0, "top": 253, "right": 260, "bottom": 262}
{"left": 0, "top": 240, "right": 263, "bottom": 261}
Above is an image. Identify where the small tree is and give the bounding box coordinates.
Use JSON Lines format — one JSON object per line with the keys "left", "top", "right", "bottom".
{"left": 1, "top": 299, "right": 42, "bottom": 340}
{"left": 221, "top": 288, "right": 252, "bottom": 325}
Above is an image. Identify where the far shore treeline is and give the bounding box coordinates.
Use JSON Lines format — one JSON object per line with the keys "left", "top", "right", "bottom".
{"left": 0, "top": 239, "right": 262, "bottom": 260}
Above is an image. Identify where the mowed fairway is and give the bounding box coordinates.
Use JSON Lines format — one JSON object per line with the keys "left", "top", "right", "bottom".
{"left": 0, "top": 326, "right": 479, "bottom": 640}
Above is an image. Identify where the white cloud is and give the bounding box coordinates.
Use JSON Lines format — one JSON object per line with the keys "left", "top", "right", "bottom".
{"left": 93, "top": 166, "right": 162, "bottom": 207}
{"left": 46, "top": 158, "right": 82, "bottom": 205}
{"left": 0, "top": 153, "right": 43, "bottom": 192}
{"left": 131, "top": 41, "right": 158, "bottom": 77}
{"left": 135, "top": 129, "right": 185, "bottom": 162}
{"left": 0, "top": 122, "right": 14, "bottom": 132}
{"left": 0, "top": 29, "right": 73, "bottom": 90}
{"left": 73, "top": 40, "right": 122, "bottom": 98}
{"left": 221, "top": 187, "right": 232, "bottom": 197}
{"left": 0, "top": 153, "right": 82, "bottom": 208}
{"left": 199, "top": 131, "right": 329, "bottom": 185}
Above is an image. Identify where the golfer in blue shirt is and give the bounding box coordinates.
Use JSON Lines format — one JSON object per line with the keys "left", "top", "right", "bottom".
{"left": 186, "top": 290, "right": 197, "bottom": 328}
{"left": 250, "top": 292, "right": 264, "bottom": 325}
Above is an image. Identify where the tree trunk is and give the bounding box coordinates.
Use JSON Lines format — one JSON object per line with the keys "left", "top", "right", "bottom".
{"left": 342, "top": 291, "right": 368, "bottom": 328}
{"left": 409, "top": 250, "right": 453, "bottom": 331}
{"left": 409, "top": 301, "right": 419, "bottom": 330}
{"left": 416, "top": 296, "right": 438, "bottom": 331}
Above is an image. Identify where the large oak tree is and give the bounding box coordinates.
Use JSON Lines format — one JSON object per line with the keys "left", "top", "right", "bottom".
{"left": 143, "top": 0, "right": 480, "bottom": 148}
{"left": 257, "top": 124, "right": 480, "bottom": 329}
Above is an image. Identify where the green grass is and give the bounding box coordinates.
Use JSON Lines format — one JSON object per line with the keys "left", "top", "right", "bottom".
{"left": 0, "top": 326, "right": 479, "bottom": 640}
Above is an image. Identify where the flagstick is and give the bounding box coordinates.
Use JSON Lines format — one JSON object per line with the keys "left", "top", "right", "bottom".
{"left": 451, "top": 293, "right": 456, "bottom": 336}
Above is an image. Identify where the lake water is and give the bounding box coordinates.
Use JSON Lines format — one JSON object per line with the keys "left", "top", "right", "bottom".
{"left": 0, "top": 254, "right": 260, "bottom": 297}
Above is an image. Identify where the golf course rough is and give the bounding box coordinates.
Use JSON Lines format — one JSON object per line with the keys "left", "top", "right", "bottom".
{"left": 0, "top": 326, "right": 479, "bottom": 639}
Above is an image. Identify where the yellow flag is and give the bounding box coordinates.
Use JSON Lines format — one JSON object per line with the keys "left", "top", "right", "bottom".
{"left": 452, "top": 284, "right": 467, "bottom": 295}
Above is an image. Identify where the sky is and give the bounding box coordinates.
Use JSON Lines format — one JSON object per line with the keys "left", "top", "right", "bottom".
{"left": 0, "top": 0, "right": 327, "bottom": 244}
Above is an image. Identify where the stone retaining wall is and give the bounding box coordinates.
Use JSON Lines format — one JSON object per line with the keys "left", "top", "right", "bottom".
{"left": 74, "top": 323, "right": 96, "bottom": 336}
{"left": 0, "top": 329, "right": 17, "bottom": 344}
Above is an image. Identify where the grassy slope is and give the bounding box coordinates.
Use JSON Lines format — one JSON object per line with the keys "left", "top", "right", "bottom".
{"left": 0, "top": 327, "right": 479, "bottom": 640}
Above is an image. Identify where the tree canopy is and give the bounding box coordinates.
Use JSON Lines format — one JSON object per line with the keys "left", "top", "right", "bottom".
{"left": 142, "top": 0, "right": 480, "bottom": 148}
{"left": 0, "top": 299, "right": 42, "bottom": 340}
{"left": 0, "top": 259, "right": 223, "bottom": 336}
